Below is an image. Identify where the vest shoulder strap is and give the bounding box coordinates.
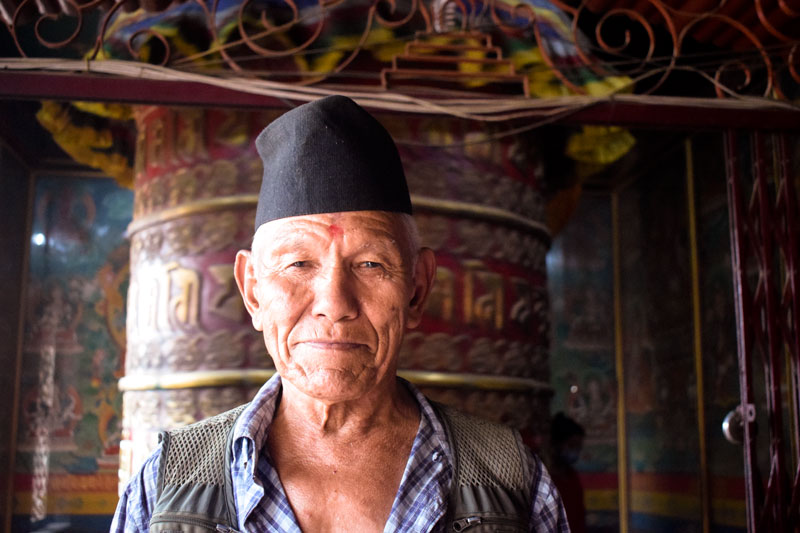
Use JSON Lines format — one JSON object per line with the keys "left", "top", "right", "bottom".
{"left": 436, "top": 404, "right": 532, "bottom": 532}
{"left": 150, "top": 404, "right": 247, "bottom": 533}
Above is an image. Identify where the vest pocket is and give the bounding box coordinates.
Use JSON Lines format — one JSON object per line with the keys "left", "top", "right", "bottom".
{"left": 150, "top": 513, "right": 240, "bottom": 533}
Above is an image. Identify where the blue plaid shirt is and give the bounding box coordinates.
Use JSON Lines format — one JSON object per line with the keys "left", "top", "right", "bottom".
{"left": 111, "top": 375, "right": 569, "bottom": 532}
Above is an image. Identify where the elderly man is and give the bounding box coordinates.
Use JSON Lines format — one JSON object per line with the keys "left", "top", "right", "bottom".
{"left": 112, "top": 96, "right": 569, "bottom": 533}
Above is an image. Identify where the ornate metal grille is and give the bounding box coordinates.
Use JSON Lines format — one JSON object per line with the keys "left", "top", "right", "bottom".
{"left": 550, "top": 0, "right": 800, "bottom": 98}
{"left": 726, "top": 130, "right": 800, "bottom": 531}
{"left": 2, "top": 0, "right": 799, "bottom": 99}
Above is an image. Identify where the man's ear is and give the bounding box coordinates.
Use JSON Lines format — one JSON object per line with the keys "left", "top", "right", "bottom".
{"left": 234, "top": 249, "right": 263, "bottom": 331}
{"left": 407, "top": 247, "right": 436, "bottom": 329}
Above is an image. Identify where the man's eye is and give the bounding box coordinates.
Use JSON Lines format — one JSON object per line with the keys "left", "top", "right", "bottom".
{"left": 361, "top": 261, "right": 382, "bottom": 269}
{"left": 290, "top": 261, "right": 309, "bottom": 268}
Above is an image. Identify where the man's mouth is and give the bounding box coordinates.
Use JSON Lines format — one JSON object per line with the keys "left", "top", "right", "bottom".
{"left": 300, "top": 341, "right": 365, "bottom": 350}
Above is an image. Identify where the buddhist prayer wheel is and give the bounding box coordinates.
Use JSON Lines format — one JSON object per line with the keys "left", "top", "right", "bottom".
{"left": 118, "top": 105, "right": 553, "bottom": 485}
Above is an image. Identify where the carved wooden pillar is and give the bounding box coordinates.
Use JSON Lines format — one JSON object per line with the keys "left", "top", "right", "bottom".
{"left": 119, "top": 106, "right": 552, "bottom": 487}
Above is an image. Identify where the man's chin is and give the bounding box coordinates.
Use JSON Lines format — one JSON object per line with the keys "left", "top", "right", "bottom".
{"left": 285, "top": 368, "right": 383, "bottom": 402}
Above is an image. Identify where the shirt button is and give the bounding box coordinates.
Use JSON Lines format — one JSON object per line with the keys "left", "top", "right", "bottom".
{"left": 432, "top": 450, "right": 441, "bottom": 462}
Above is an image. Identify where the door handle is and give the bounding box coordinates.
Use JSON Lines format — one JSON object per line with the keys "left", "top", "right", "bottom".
{"left": 722, "top": 404, "right": 756, "bottom": 445}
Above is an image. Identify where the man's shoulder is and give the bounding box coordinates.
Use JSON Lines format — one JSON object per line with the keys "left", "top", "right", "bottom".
{"left": 430, "top": 401, "right": 525, "bottom": 446}
{"left": 433, "top": 402, "right": 518, "bottom": 431}
{"left": 164, "top": 403, "right": 249, "bottom": 437}
{"left": 431, "top": 402, "right": 530, "bottom": 488}
{"left": 158, "top": 404, "right": 249, "bottom": 483}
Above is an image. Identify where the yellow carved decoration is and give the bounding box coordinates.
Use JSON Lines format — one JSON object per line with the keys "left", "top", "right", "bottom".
{"left": 126, "top": 272, "right": 160, "bottom": 335}
{"left": 176, "top": 109, "right": 206, "bottom": 161}
{"left": 427, "top": 267, "right": 454, "bottom": 322}
{"left": 463, "top": 260, "right": 504, "bottom": 330}
{"left": 129, "top": 262, "right": 203, "bottom": 335}
{"left": 166, "top": 262, "right": 201, "bottom": 329}
{"left": 128, "top": 194, "right": 256, "bottom": 235}
{"left": 169, "top": 168, "right": 197, "bottom": 207}
{"left": 208, "top": 264, "right": 245, "bottom": 322}
{"left": 147, "top": 116, "right": 166, "bottom": 170}
{"left": 509, "top": 277, "right": 533, "bottom": 327}
{"left": 134, "top": 127, "right": 146, "bottom": 182}
{"left": 211, "top": 160, "right": 238, "bottom": 196}
{"left": 118, "top": 369, "right": 552, "bottom": 393}
{"left": 215, "top": 110, "right": 249, "bottom": 147}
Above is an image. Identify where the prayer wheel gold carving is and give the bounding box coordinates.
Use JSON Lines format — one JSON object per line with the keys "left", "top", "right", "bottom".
{"left": 121, "top": 106, "right": 276, "bottom": 485}
{"left": 120, "top": 106, "right": 553, "bottom": 487}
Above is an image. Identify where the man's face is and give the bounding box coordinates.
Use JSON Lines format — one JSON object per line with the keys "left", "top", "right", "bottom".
{"left": 235, "top": 211, "right": 435, "bottom": 403}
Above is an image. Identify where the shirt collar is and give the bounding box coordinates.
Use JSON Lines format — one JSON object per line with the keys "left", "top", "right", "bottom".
{"left": 233, "top": 373, "right": 282, "bottom": 446}
{"left": 230, "top": 373, "right": 453, "bottom": 532}
{"left": 232, "top": 374, "right": 451, "bottom": 462}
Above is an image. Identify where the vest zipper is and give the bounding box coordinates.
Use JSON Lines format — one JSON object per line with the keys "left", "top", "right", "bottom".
{"left": 452, "top": 515, "right": 526, "bottom": 532}
{"left": 215, "top": 526, "right": 241, "bottom": 533}
{"left": 452, "top": 516, "right": 482, "bottom": 531}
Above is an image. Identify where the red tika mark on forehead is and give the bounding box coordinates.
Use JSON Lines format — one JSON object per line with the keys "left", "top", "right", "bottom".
{"left": 327, "top": 224, "right": 343, "bottom": 238}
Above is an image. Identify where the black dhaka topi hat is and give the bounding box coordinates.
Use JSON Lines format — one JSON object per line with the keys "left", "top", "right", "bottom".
{"left": 254, "top": 95, "right": 412, "bottom": 230}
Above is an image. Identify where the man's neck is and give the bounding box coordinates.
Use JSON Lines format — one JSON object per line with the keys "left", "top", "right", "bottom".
{"left": 273, "top": 376, "right": 419, "bottom": 440}
{"left": 265, "top": 376, "right": 421, "bottom": 533}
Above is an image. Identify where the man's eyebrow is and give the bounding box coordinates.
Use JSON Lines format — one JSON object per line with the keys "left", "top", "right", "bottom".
{"left": 262, "top": 234, "right": 309, "bottom": 255}
{"left": 355, "top": 239, "right": 399, "bottom": 252}
{"left": 353, "top": 240, "right": 406, "bottom": 264}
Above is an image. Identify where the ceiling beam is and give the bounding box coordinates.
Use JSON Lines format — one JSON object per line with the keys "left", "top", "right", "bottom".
{"left": 1, "top": 69, "right": 798, "bottom": 130}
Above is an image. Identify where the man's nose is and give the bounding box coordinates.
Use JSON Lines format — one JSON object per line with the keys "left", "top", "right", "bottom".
{"left": 311, "top": 266, "right": 359, "bottom": 322}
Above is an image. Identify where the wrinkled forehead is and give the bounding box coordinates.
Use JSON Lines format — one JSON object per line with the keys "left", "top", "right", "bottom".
{"left": 252, "top": 210, "right": 410, "bottom": 254}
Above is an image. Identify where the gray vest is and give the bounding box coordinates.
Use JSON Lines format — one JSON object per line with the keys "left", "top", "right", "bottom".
{"left": 150, "top": 403, "right": 531, "bottom": 533}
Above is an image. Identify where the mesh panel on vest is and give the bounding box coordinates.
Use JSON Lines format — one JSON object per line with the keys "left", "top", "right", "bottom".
{"left": 443, "top": 407, "right": 525, "bottom": 490}
{"left": 162, "top": 406, "right": 245, "bottom": 487}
